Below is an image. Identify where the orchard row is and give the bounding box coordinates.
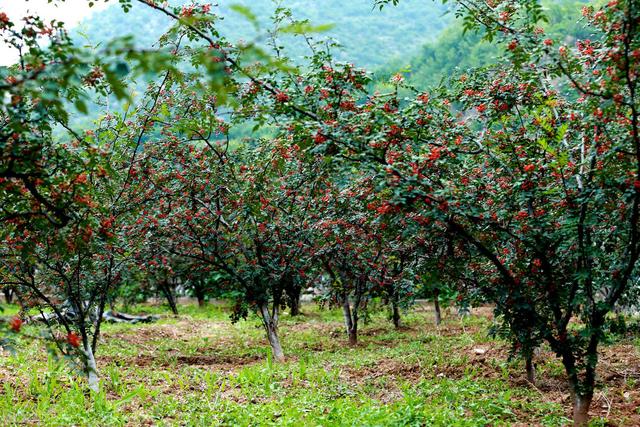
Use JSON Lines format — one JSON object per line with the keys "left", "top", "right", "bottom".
{"left": 1, "top": 1, "right": 639, "bottom": 425}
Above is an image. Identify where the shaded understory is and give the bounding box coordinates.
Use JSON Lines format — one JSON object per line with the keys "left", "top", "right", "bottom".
{"left": 1, "top": 303, "right": 639, "bottom": 426}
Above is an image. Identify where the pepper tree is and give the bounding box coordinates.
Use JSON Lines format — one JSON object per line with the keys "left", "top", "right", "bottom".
{"left": 0, "top": 0, "right": 207, "bottom": 386}
{"left": 248, "top": 0, "right": 640, "bottom": 423}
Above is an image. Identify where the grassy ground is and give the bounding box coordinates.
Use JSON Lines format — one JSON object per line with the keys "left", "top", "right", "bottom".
{"left": 0, "top": 302, "right": 639, "bottom": 426}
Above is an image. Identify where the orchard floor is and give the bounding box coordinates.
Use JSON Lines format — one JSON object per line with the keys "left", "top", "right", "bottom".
{"left": 1, "top": 303, "right": 640, "bottom": 426}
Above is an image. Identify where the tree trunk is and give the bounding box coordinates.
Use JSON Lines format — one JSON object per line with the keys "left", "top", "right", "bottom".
{"left": 194, "top": 279, "right": 206, "bottom": 307}
{"left": 433, "top": 288, "right": 442, "bottom": 326}
{"left": 160, "top": 280, "right": 178, "bottom": 315}
{"left": 572, "top": 393, "right": 592, "bottom": 426}
{"left": 342, "top": 295, "right": 357, "bottom": 346}
{"left": 525, "top": 355, "right": 535, "bottom": 385}
{"left": 3, "top": 287, "right": 13, "bottom": 305}
{"left": 92, "top": 294, "right": 108, "bottom": 354}
{"left": 83, "top": 338, "right": 100, "bottom": 393}
{"left": 259, "top": 302, "right": 285, "bottom": 362}
{"left": 392, "top": 299, "right": 401, "bottom": 329}
{"left": 289, "top": 291, "right": 301, "bottom": 316}
{"left": 285, "top": 281, "right": 302, "bottom": 316}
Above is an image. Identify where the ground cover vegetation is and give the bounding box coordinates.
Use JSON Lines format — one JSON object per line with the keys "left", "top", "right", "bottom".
{"left": 1, "top": 0, "right": 640, "bottom": 425}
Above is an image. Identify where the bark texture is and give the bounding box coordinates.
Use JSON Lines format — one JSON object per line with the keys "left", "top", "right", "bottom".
{"left": 572, "top": 394, "right": 592, "bottom": 427}
{"left": 525, "top": 356, "right": 535, "bottom": 385}
{"left": 83, "top": 340, "right": 100, "bottom": 393}
{"left": 260, "top": 303, "right": 285, "bottom": 362}
{"left": 342, "top": 295, "right": 358, "bottom": 346}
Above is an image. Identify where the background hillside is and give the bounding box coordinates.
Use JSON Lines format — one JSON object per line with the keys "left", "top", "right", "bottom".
{"left": 75, "top": 0, "right": 595, "bottom": 90}
{"left": 70, "top": 0, "right": 594, "bottom": 137}
{"left": 375, "top": 0, "right": 594, "bottom": 89}
{"left": 73, "top": 0, "right": 451, "bottom": 69}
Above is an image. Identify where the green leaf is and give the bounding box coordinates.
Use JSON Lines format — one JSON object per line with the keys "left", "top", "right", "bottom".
{"left": 555, "top": 123, "right": 569, "bottom": 143}
{"left": 114, "top": 62, "right": 130, "bottom": 78}
{"left": 279, "top": 22, "right": 335, "bottom": 35}
{"left": 74, "top": 99, "right": 88, "bottom": 115}
{"left": 230, "top": 5, "right": 259, "bottom": 29}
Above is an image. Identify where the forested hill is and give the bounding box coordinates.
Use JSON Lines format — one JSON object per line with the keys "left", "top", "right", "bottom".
{"left": 72, "top": 0, "right": 451, "bottom": 68}
{"left": 376, "top": 0, "right": 593, "bottom": 88}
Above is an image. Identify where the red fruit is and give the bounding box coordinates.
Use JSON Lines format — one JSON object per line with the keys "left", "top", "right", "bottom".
{"left": 9, "top": 317, "right": 22, "bottom": 333}
{"left": 67, "top": 332, "right": 82, "bottom": 348}
{"left": 74, "top": 173, "right": 88, "bottom": 184}
{"left": 274, "top": 91, "right": 289, "bottom": 103}
{"left": 523, "top": 164, "right": 536, "bottom": 173}
{"left": 417, "top": 93, "right": 429, "bottom": 104}
{"left": 314, "top": 132, "right": 327, "bottom": 144}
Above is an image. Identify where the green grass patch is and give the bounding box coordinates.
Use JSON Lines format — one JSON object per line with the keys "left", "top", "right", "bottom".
{"left": 4, "top": 302, "right": 631, "bottom": 426}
